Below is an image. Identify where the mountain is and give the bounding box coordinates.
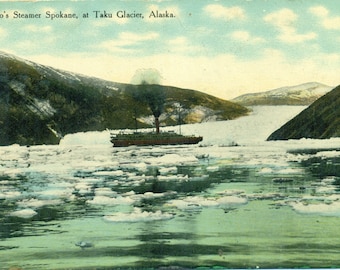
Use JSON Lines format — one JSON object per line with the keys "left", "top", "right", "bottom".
{"left": 267, "top": 85, "right": 340, "bottom": 140}
{"left": 232, "top": 82, "right": 333, "bottom": 106}
{"left": 0, "top": 51, "right": 249, "bottom": 146}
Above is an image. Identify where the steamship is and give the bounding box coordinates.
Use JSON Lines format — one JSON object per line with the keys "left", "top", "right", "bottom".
{"left": 110, "top": 131, "right": 202, "bottom": 147}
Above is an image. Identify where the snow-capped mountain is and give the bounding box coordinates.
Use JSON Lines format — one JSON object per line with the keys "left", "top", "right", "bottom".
{"left": 0, "top": 51, "right": 125, "bottom": 94}
{"left": 232, "top": 82, "right": 333, "bottom": 106}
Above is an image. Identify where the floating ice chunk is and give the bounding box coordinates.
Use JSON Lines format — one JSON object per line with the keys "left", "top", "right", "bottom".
{"left": 87, "top": 195, "right": 134, "bottom": 205}
{"left": 126, "top": 191, "right": 171, "bottom": 202}
{"left": 123, "top": 190, "right": 136, "bottom": 196}
{"left": 216, "top": 196, "right": 248, "bottom": 207}
{"left": 0, "top": 191, "right": 21, "bottom": 199}
{"left": 158, "top": 166, "right": 178, "bottom": 175}
{"left": 10, "top": 208, "right": 37, "bottom": 219}
{"left": 272, "top": 178, "right": 293, "bottom": 183}
{"left": 103, "top": 207, "right": 174, "bottom": 223}
{"left": 126, "top": 174, "right": 151, "bottom": 183}
{"left": 141, "top": 192, "right": 165, "bottom": 199}
{"left": 94, "top": 187, "right": 117, "bottom": 197}
{"left": 321, "top": 177, "right": 336, "bottom": 184}
{"left": 75, "top": 241, "right": 93, "bottom": 249}
{"left": 277, "top": 168, "right": 303, "bottom": 174}
{"left": 167, "top": 196, "right": 219, "bottom": 210}
{"left": 92, "top": 170, "right": 124, "bottom": 176}
{"left": 74, "top": 183, "right": 92, "bottom": 194}
{"left": 290, "top": 201, "right": 340, "bottom": 216}
{"left": 315, "top": 186, "right": 336, "bottom": 194}
{"left": 217, "top": 189, "right": 245, "bottom": 196}
{"left": 35, "top": 188, "right": 74, "bottom": 199}
{"left": 170, "top": 195, "right": 248, "bottom": 210}
{"left": 258, "top": 167, "right": 273, "bottom": 174}
{"left": 147, "top": 154, "right": 198, "bottom": 166}
{"left": 157, "top": 174, "right": 189, "bottom": 182}
{"left": 2, "top": 168, "right": 26, "bottom": 177}
{"left": 17, "top": 198, "right": 62, "bottom": 208}
{"left": 315, "top": 150, "right": 340, "bottom": 158}
{"left": 133, "top": 162, "right": 148, "bottom": 172}
{"left": 48, "top": 182, "right": 74, "bottom": 189}
{"left": 324, "top": 194, "right": 340, "bottom": 201}
{"left": 247, "top": 193, "right": 285, "bottom": 200}
{"left": 206, "top": 165, "right": 219, "bottom": 172}
{"left": 77, "top": 177, "right": 103, "bottom": 184}
{"left": 167, "top": 199, "right": 203, "bottom": 210}
{"left": 191, "top": 196, "right": 219, "bottom": 207}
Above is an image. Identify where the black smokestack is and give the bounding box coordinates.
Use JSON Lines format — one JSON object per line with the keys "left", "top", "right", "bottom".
{"left": 130, "top": 69, "right": 165, "bottom": 133}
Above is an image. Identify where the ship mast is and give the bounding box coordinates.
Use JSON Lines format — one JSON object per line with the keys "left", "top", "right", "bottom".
{"left": 174, "top": 102, "right": 183, "bottom": 135}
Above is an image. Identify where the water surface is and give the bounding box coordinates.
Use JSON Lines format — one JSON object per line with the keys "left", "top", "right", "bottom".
{"left": 1, "top": 106, "right": 340, "bottom": 269}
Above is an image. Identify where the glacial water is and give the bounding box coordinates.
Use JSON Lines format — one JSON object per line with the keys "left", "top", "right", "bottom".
{"left": 1, "top": 106, "right": 340, "bottom": 270}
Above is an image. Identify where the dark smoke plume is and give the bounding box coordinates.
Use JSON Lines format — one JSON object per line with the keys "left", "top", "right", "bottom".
{"left": 129, "top": 69, "right": 165, "bottom": 133}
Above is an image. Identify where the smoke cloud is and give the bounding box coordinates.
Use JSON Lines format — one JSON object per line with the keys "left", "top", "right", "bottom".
{"left": 128, "top": 69, "right": 166, "bottom": 133}
{"left": 130, "top": 68, "right": 163, "bottom": 85}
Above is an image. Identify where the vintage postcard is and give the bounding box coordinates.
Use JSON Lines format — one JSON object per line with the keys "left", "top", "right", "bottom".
{"left": 0, "top": 0, "right": 339, "bottom": 269}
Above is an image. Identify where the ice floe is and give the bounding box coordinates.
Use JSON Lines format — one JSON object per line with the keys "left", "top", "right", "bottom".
{"left": 10, "top": 208, "right": 37, "bottom": 219}
{"left": 0, "top": 190, "right": 22, "bottom": 200}
{"left": 103, "top": 207, "right": 174, "bottom": 223}
{"left": 0, "top": 106, "right": 339, "bottom": 227}
{"left": 35, "top": 188, "right": 75, "bottom": 199}
{"left": 289, "top": 201, "right": 340, "bottom": 216}
{"left": 167, "top": 194, "right": 247, "bottom": 211}
{"left": 16, "top": 198, "right": 62, "bottom": 208}
{"left": 146, "top": 153, "right": 198, "bottom": 166}
{"left": 87, "top": 195, "right": 135, "bottom": 205}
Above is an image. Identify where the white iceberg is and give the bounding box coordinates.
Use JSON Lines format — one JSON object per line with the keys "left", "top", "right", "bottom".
{"left": 103, "top": 207, "right": 174, "bottom": 223}
{"left": 10, "top": 208, "right": 37, "bottom": 219}
{"left": 87, "top": 195, "right": 134, "bottom": 205}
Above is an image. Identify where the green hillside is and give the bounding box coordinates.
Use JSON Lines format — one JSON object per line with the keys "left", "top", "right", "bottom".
{"left": 267, "top": 85, "right": 340, "bottom": 140}
{"left": 0, "top": 52, "right": 249, "bottom": 145}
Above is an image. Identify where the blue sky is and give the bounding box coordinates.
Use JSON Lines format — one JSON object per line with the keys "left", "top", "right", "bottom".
{"left": 1, "top": 0, "right": 339, "bottom": 99}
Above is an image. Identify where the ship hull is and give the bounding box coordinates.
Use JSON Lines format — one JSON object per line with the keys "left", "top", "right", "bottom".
{"left": 111, "top": 134, "right": 202, "bottom": 147}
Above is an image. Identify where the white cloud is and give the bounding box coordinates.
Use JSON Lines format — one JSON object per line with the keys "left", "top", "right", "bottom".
{"left": 99, "top": 31, "right": 159, "bottom": 53}
{"left": 309, "top": 6, "right": 329, "bottom": 17}
{"left": 23, "top": 25, "right": 52, "bottom": 33}
{"left": 120, "top": 32, "right": 159, "bottom": 43}
{"left": 278, "top": 28, "right": 317, "bottom": 44}
{"left": 169, "top": 36, "right": 187, "bottom": 46}
{"left": 264, "top": 8, "right": 317, "bottom": 43}
{"left": 264, "top": 8, "right": 296, "bottom": 29}
{"left": 230, "top": 31, "right": 264, "bottom": 44}
{"left": 204, "top": 4, "right": 246, "bottom": 21}
{"left": 309, "top": 6, "right": 340, "bottom": 30}
{"left": 0, "top": 27, "right": 7, "bottom": 37}
{"left": 14, "top": 40, "right": 38, "bottom": 51}
{"left": 322, "top": 17, "right": 340, "bottom": 30}
{"left": 167, "top": 36, "right": 204, "bottom": 54}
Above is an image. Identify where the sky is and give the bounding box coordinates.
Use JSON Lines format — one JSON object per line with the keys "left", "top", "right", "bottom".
{"left": 0, "top": 0, "right": 339, "bottom": 99}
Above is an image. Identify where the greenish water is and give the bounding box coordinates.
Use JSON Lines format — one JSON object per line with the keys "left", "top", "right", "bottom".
{"left": 0, "top": 142, "right": 339, "bottom": 269}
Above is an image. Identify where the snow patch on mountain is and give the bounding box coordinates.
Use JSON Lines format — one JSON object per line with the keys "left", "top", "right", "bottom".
{"left": 184, "top": 106, "right": 218, "bottom": 123}
{"left": 139, "top": 105, "right": 219, "bottom": 126}
{"left": 265, "top": 82, "right": 332, "bottom": 97}
{"left": 27, "top": 98, "right": 56, "bottom": 118}
{"left": 232, "top": 82, "right": 333, "bottom": 105}
{"left": 8, "top": 80, "right": 56, "bottom": 118}
{"left": 8, "top": 80, "right": 26, "bottom": 95}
